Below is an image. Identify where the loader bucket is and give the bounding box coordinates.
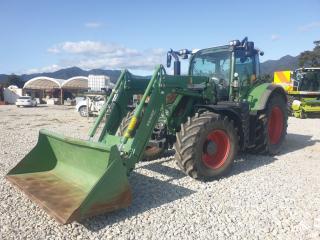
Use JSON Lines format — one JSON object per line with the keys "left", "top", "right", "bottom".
{"left": 6, "top": 129, "right": 131, "bottom": 224}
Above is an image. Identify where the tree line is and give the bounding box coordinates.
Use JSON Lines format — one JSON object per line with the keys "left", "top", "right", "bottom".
{"left": 1, "top": 74, "right": 25, "bottom": 88}
{"left": 299, "top": 40, "right": 320, "bottom": 67}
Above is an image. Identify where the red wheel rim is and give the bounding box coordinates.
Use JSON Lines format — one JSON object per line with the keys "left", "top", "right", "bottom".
{"left": 268, "top": 106, "right": 284, "bottom": 144}
{"left": 202, "top": 130, "right": 230, "bottom": 169}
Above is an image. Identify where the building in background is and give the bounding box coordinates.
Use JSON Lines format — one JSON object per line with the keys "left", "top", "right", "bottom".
{"left": 88, "top": 75, "right": 114, "bottom": 92}
{"left": 22, "top": 75, "right": 112, "bottom": 104}
{"left": 3, "top": 85, "right": 23, "bottom": 104}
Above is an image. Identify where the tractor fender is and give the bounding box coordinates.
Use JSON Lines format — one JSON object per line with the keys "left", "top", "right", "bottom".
{"left": 247, "top": 83, "right": 287, "bottom": 111}
{"left": 195, "top": 102, "right": 250, "bottom": 150}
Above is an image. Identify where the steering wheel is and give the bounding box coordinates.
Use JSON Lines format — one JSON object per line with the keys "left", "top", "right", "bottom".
{"left": 211, "top": 74, "right": 227, "bottom": 87}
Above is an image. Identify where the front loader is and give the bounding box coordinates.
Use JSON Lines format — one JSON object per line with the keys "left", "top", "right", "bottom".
{"left": 6, "top": 37, "right": 288, "bottom": 224}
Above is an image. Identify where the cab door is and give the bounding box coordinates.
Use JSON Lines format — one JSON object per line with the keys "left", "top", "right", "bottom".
{"left": 234, "top": 50, "right": 257, "bottom": 98}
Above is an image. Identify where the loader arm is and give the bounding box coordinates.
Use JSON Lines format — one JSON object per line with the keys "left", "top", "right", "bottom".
{"left": 88, "top": 70, "right": 150, "bottom": 140}
{"left": 90, "top": 65, "right": 212, "bottom": 172}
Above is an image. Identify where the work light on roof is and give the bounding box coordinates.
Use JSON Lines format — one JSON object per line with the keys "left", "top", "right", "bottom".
{"left": 229, "top": 40, "right": 241, "bottom": 46}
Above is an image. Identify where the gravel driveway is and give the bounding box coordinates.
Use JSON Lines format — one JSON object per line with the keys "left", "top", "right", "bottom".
{"left": 0, "top": 105, "right": 319, "bottom": 240}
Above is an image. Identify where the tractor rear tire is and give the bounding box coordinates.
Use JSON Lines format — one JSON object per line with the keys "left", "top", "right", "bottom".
{"left": 174, "top": 111, "right": 238, "bottom": 180}
{"left": 118, "top": 111, "right": 165, "bottom": 161}
{"left": 252, "top": 94, "right": 287, "bottom": 155}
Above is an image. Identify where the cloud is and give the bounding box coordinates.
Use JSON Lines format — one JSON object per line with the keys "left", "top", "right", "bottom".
{"left": 62, "top": 41, "right": 110, "bottom": 54}
{"left": 47, "top": 47, "right": 60, "bottom": 54}
{"left": 84, "top": 22, "right": 102, "bottom": 28}
{"left": 48, "top": 41, "right": 141, "bottom": 57}
{"left": 25, "top": 64, "right": 61, "bottom": 74}
{"left": 271, "top": 34, "right": 280, "bottom": 41}
{"left": 30, "top": 41, "right": 167, "bottom": 73}
{"left": 299, "top": 21, "right": 320, "bottom": 32}
{"left": 48, "top": 41, "right": 109, "bottom": 55}
{"left": 58, "top": 47, "right": 165, "bottom": 70}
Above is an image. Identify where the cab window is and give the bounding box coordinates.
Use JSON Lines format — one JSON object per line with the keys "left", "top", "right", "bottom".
{"left": 191, "top": 57, "right": 216, "bottom": 77}
{"left": 235, "top": 51, "right": 255, "bottom": 86}
{"left": 191, "top": 50, "right": 231, "bottom": 101}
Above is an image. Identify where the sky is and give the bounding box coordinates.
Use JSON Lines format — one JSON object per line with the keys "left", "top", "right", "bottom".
{"left": 0, "top": 0, "right": 319, "bottom": 75}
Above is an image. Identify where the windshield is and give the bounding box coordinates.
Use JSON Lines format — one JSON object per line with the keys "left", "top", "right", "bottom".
{"left": 295, "top": 69, "right": 320, "bottom": 91}
{"left": 190, "top": 50, "right": 231, "bottom": 101}
{"left": 19, "top": 96, "right": 31, "bottom": 99}
{"left": 190, "top": 50, "right": 231, "bottom": 81}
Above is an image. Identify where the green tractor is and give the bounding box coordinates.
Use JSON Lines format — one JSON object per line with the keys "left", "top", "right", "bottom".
{"left": 6, "top": 37, "right": 287, "bottom": 224}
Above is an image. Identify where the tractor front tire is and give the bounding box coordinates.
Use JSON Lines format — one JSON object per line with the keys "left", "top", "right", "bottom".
{"left": 174, "top": 111, "right": 238, "bottom": 180}
{"left": 252, "top": 94, "right": 288, "bottom": 155}
{"left": 118, "top": 111, "right": 165, "bottom": 161}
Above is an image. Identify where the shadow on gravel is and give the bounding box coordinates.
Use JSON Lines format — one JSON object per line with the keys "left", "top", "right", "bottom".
{"left": 82, "top": 159, "right": 195, "bottom": 231}
{"left": 141, "top": 159, "right": 183, "bottom": 179}
{"left": 279, "top": 133, "right": 319, "bottom": 155}
{"left": 81, "top": 133, "right": 319, "bottom": 230}
{"left": 230, "top": 132, "right": 319, "bottom": 177}
{"left": 230, "top": 154, "right": 277, "bottom": 177}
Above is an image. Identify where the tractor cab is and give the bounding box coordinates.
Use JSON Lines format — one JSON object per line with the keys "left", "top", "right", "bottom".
{"left": 189, "top": 46, "right": 231, "bottom": 101}
{"left": 167, "top": 37, "right": 263, "bottom": 101}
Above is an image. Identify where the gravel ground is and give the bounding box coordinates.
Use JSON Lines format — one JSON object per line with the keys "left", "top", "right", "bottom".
{"left": 0, "top": 105, "right": 320, "bottom": 240}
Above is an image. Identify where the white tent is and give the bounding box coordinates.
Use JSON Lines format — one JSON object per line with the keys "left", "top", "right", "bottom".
{"left": 23, "top": 76, "right": 64, "bottom": 89}
{"left": 61, "top": 76, "right": 89, "bottom": 89}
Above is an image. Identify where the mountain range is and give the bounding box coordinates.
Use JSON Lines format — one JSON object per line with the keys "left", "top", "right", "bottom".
{"left": 260, "top": 55, "right": 299, "bottom": 75}
{"left": 0, "top": 55, "right": 299, "bottom": 84}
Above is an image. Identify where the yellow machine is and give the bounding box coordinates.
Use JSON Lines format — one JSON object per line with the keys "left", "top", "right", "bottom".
{"left": 274, "top": 68, "right": 320, "bottom": 118}
{"left": 274, "top": 71, "right": 293, "bottom": 92}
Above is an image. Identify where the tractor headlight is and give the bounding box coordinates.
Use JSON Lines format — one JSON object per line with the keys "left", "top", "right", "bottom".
{"left": 178, "top": 49, "right": 191, "bottom": 59}
{"left": 229, "top": 40, "right": 240, "bottom": 46}
{"left": 179, "top": 49, "right": 187, "bottom": 55}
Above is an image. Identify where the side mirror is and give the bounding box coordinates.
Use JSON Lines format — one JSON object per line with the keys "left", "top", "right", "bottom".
{"left": 245, "top": 41, "right": 255, "bottom": 56}
{"left": 247, "top": 41, "right": 254, "bottom": 50}
{"left": 167, "top": 52, "right": 172, "bottom": 68}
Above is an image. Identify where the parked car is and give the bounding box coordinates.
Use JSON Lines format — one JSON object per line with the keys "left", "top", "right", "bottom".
{"left": 16, "top": 96, "right": 37, "bottom": 107}
{"left": 75, "top": 96, "right": 105, "bottom": 117}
